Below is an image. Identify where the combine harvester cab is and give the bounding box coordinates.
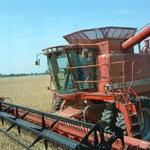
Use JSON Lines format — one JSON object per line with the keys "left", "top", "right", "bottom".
{"left": 0, "top": 24, "right": 150, "bottom": 150}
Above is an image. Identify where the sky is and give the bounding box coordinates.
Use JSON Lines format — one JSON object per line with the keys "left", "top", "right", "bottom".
{"left": 0, "top": 0, "right": 149, "bottom": 74}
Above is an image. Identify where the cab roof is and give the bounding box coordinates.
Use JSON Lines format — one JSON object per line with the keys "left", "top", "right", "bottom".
{"left": 63, "top": 26, "right": 137, "bottom": 44}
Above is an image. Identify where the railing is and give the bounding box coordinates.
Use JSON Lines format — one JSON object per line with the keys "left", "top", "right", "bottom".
{"left": 68, "top": 59, "right": 140, "bottom": 93}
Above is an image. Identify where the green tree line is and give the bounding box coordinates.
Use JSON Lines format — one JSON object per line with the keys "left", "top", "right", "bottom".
{"left": 0, "top": 71, "right": 49, "bottom": 77}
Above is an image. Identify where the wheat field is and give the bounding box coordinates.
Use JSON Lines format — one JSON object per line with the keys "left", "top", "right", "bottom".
{"left": 0, "top": 75, "right": 60, "bottom": 150}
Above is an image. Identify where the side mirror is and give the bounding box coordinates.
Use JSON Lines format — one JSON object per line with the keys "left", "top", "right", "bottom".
{"left": 35, "top": 52, "right": 43, "bottom": 66}
{"left": 35, "top": 59, "right": 40, "bottom": 66}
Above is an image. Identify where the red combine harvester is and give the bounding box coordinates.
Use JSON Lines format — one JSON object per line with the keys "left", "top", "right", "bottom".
{"left": 0, "top": 24, "right": 150, "bottom": 150}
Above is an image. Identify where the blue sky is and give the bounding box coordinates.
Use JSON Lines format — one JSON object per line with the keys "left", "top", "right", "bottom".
{"left": 0, "top": 0, "right": 149, "bottom": 74}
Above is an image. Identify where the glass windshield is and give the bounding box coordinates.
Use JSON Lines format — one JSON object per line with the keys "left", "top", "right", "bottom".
{"left": 47, "top": 52, "right": 73, "bottom": 90}
{"left": 67, "top": 48, "right": 99, "bottom": 90}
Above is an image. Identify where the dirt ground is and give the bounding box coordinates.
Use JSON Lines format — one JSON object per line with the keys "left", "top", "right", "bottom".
{"left": 0, "top": 75, "right": 61, "bottom": 150}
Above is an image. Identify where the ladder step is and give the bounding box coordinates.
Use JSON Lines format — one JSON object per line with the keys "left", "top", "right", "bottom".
{"left": 131, "top": 123, "right": 140, "bottom": 127}
{"left": 132, "top": 132, "right": 141, "bottom": 137}
{"left": 124, "top": 103, "right": 132, "bottom": 106}
{"left": 129, "top": 113, "right": 137, "bottom": 117}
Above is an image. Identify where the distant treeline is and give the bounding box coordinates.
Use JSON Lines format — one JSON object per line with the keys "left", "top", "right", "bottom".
{"left": 0, "top": 72, "right": 49, "bottom": 77}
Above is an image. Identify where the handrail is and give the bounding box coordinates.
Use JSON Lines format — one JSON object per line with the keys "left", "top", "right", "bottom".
{"left": 70, "top": 61, "right": 128, "bottom": 85}
{"left": 70, "top": 64, "right": 100, "bottom": 69}
{"left": 68, "top": 60, "right": 139, "bottom": 92}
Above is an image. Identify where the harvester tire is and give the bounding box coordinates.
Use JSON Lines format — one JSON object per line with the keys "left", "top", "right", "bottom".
{"left": 116, "top": 112, "right": 127, "bottom": 135}
{"left": 101, "top": 105, "right": 127, "bottom": 134}
{"left": 52, "top": 97, "right": 63, "bottom": 112}
{"left": 83, "top": 104, "right": 105, "bottom": 124}
{"left": 136, "top": 96, "right": 150, "bottom": 141}
{"left": 101, "top": 105, "right": 116, "bottom": 131}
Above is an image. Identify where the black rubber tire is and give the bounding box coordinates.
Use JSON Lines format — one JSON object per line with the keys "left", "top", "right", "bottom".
{"left": 101, "top": 105, "right": 127, "bottom": 134}
{"left": 136, "top": 96, "right": 150, "bottom": 141}
{"left": 101, "top": 105, "right": 116, "bottom": 131}
{"left": 52, "top": 96, "right": 63, "bottom": 112}
{"left": 83, "top": 104, "right": 105, "bottom": 124}
{"left": 116, "top": 112, "right": 127, "bottom": 135}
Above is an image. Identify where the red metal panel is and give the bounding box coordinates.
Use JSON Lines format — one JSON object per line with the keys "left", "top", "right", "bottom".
{"left": 98, "top": 54, "right": 111, "bottom": 93}
{"left": 98, "top": 53, "right": 150, "bottom": 94}
{"left": 56, "top": 91, "right": 114, "bottom": 101}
